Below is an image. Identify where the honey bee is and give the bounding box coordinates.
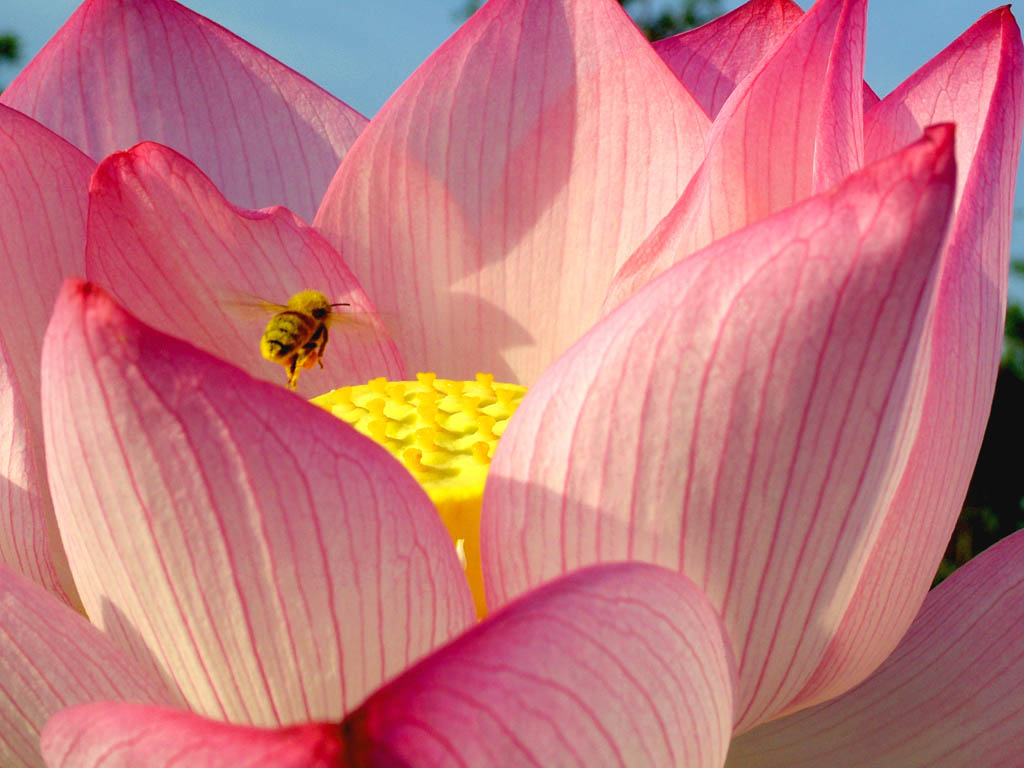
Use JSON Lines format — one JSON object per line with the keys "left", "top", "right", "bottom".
{"left": 258, "top": 290, "right": 352, "bottom": 390}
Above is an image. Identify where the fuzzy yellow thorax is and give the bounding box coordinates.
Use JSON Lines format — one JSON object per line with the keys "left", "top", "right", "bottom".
{"left": 312, "top": 373, "right": 526, "bottom": 617}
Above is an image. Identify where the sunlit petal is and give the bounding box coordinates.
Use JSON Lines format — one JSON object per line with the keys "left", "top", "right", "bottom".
{"left": 0, "top": 565, "right": 176, "bottom": 768}
{"left": 41, "top": 565, "right": 734, "bottom": 768}
{"left": 793, "top": 7, "right": 1024, "bottom": 708}
{"left": 86, "top": 141, "right": 404, "bottom": 395}
{"left": 654, "top": 0, "right": 804, "bottom": 118}
{"left": 345, "top": 563, "right": 735, "bottom": 767}
{"left": 0, "top": 336, "right": 62, "bottom": 600}
{"left": 485, "top": 126, "right": 955, "bottom": 731}
{"left": 0, "top": 105, "right": 93, "bottom": 600}
{"left": 41, "top": 280, "right": 474, "bottom": 727}
{"left": 315, "top": 0, "right": 710, "bottom": 384}
{"left": 608, "top": 0, "right": 867, "bottom": 308}
{"left": 42, "top": 704, "right": 343, "bottom": 768}
{"left": 727, "top": 528, "right": 1024, "bottom": 767}
{"left": 1, "top": 0, "right": 366, "bottom": 221}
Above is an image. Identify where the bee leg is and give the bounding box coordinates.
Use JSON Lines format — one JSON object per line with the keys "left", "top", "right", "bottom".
{"left": 316, "top": 327, "right": 329, "bottom": 369}
{"left": 286, "top": 355, "right": 300, "bottom": 390}
{"left": 299, "top": 329, "right": 321, "bottom": 371}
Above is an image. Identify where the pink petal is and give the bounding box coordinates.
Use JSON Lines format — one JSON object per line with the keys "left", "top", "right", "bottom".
{"left": 790, "top": 7, "right": 1024, "bottom": 710}
{"left": 40, "top": 280, "right": 475, "bottom": 727}
{"left": 653, "top": 0, "right": 805, "bottom": 119}
{"left": 0, "top": 106, "right": 92, "bottom": 416}
{"left": 86, "top": 141, "right": 404, "bottom": 395}
{"left": 0, "top": 105, "right": 94, "bottom": 600}
{"left": 0, "top": 335, "right": 63, "bottom": 600}
{"left": 42, "top": 704, "right": 344, "bottom": 768}
{"left": 345, "top": 563, "right": 735, "bottom": 767}
{"left": 314, "top": 0, "right": 710, "bottom": 385}
{"left": 864, "top": 7, "right": 1019, "bottom": 206}
{"left": 727, "top": 528, "right": 1024, "bottom": 767}
{"left": 861, "top": 82, "right": 880, "bottom": 111}
{"left": 1, "top": 0, "right": 366, "bottom": 222}
{"left": 0, "top": 565, "right": 176, "bottom": 768}
{"left": 41, "top": 566, "right": 734, "bottom": 767}
{"left": 607, "top": 0, "right": 867, "bottom": 309}
{"left": 484, "top": 126, "right": 956, "bottom": 732}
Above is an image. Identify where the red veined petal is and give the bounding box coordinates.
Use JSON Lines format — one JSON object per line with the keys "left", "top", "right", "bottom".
{"left": 792, "top": 7, "right": 1024, "bottom": 709}
{"left": 654, "top": 0, "right": 804, "bottom": 119}
{"left": 0, "top": 104, "right": 94, "bottom": 601}
{"left": 0, "top": 565, "right": 176, "bottom": 768}
{"left": 345, "top": 563, "right": 735, "bottom": 768}
{"left": 607, "top": 0, "right": 868, "bottom": 309}
{"left": 86, "top": 141, "right": 404, "bottom": 395}
{"left": 0, "top": 335, "right": 63, "bottom": 600}
{"left": 41, "top": 566, "right": 735, "bottom": 767}
{"left": 315, "top": 0, "right": 710, "bottom": 385}
{"left": 42, "top": 705, "right": 344, "bottom": 768}
{"left": 484, "top": 126, "right": 956, "bottom": 731}
{"left": 1, "top": 0, "right": 366, "bottom": 221}
{"left": 727, "top": 529, "right": 1024, "bottom": 767}
{"left": 41, "top": 280, "right": 474, "bottom": 726}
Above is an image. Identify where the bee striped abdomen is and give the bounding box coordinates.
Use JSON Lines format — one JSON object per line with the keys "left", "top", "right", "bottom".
{"left": 260, "top": 310, "right": 317, "bottom": 363}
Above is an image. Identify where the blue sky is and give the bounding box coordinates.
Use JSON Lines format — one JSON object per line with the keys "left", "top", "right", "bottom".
{"left": 2, "top": 0, "right": 1022, "bottom": 294}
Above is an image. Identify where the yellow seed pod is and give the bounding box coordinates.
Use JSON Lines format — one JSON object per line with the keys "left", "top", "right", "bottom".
{"left": 312, "top": 373, "right": 527, "bottom": 617}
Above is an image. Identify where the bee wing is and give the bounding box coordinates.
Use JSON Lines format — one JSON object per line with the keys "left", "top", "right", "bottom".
{"left": 323, "top": 306, "right": 398, "bottom": 338}
{"left": 219, "top": 290, "right": 289, "bottom": 323}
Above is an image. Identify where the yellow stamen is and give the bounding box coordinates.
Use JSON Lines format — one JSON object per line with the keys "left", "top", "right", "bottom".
{"left": 312, "top": 373, "right": 526, "bottom": 618}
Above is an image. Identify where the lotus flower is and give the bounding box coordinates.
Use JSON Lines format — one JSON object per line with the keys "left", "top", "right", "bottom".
{"left": 0, "top": 0, "right": 1022, "bottom": 765}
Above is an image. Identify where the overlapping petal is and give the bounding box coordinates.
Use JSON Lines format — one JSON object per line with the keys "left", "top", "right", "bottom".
{"left": 484, "top": 126, "right": 956, "bottom": 732}
{"left": 314, "top": 0, "right": 710, "bottom": 385}
{"left": 0, "top": 0, "right": 366, "bottom": 221}
{"left": 340, "top": 563, "right": 735, "bottom": 767}
{"left": 0, "top": 337, "right": 60, "bottom": 600}
{"left": 607, "top": 0, "right": 868, "bottom": 309}
{"left": 791, "top": 6, "right": 1024, "bottom": 709}
{"left": 0, "top": 107, "right": 92, "bottom": 420}
{"left": 41, "top": 564, "right": 735, "bottom": 768}
{"left": 727, "top": 528, "right": 1024, "bottom": 767}
{"left": 42, "top": 705, "right": 344, "bottom": 768}
{"left": 0, "top": 105, "right": 93, "bottom": 600}
{"left": 0, "top": 3, "right": 1019, "bottom": 766}
{"left": 86, "top": 141, "right": 403, "bottom": 395}
{"left": 653, "top": 0, "right": 804, "bottom": 119}
{"left": 40, "top": 280, "right": 475, "bottom": 727}
{"left": 0, "top": 565, "right": 176, "bottom": 768}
